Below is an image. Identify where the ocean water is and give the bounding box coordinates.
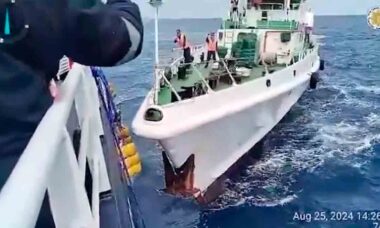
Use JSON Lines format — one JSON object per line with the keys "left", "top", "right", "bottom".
{"left": 103, "top": 16, "right": 380, "bottom": 228}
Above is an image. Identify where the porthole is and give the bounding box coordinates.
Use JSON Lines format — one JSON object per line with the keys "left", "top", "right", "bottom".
{"left": 266, "top": 79, "right": 271, "bottom": 87}
{"left": 144, "top": 108, "right": 163, "bottom": 122}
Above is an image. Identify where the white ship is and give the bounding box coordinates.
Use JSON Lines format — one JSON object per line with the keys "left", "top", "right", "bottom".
{"left": 133, "top": 0, "right": 325, "bottom": 202}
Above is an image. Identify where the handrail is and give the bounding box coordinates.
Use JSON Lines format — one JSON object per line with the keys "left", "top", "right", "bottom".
{"left": 220, "top": 59, "right": 238, "bottom": 85}
{"left": 159, "top": 70, "right": 182, "bottom": 101}
{"left": 191, "top": 64, "right": 213, "bottom": 93}
{"left": 172, "top": 43, "right": 205, "bottom": 53}
{"left": 153, "top": 68, "right": 160, "bottom": 104}
{"left": 0, "top": 64, "right": 110, "bottom": 228}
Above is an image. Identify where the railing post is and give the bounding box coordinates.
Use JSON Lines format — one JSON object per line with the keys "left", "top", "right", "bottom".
{"left": 192, "top": 64, "right": 214, "bottom": 93}
{"left": 78, "top": 118, "right": 90, "bottom": 184}
{"left": 154, "top": 68, "right": 160, "bottom": 104}
{"left": 91, "top": 156, "right": 100, "bottom": 228}
{"left": 220, "top": 59, "right": 237, "bottom": 85}
{"left": 159, "top": 70, "right": 182, "bottom": 102}
{"left": 76, "top": 67, "right": 110, "bottom": 193}
{"left": 48, "top": 129, "right": 93, "bottom": 228}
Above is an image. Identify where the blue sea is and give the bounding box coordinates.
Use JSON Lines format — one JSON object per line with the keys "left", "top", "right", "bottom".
{"left": 104, "top": 16, "right": 380, "bottom": 228}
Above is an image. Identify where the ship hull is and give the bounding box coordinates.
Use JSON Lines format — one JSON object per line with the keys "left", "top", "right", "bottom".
{"left": 133, "top": 48, "right": 321, "bottom": 202}
{"left": 159, "top": 71, "right": 311, "bottom": 202}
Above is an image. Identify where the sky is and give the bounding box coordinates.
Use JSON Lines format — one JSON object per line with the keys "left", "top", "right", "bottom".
{"left": 136, "top": 0, "right": 378, "bottom": 18}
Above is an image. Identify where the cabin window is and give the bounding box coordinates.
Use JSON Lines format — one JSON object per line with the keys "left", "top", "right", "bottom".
{"left": 237, "top": 32, "right": 257, "bottom": 42}
{"left": 273, "top": 4, "right": 283, "bottom": 10}
{"left": 280, "top": 32, "right": 292, "bottom": 43}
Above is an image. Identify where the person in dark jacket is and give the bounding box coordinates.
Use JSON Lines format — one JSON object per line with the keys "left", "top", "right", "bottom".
{"left": 0, "top": 0, "right": 143, "bottom": 226}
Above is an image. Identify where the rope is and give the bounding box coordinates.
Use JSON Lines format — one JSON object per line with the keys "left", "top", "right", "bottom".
{"left": 90, "top": 67, "right": 145, "bottom": 228}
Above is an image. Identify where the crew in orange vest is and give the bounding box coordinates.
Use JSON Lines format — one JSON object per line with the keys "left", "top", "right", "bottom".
{"left": 205, "top": 32, "right": 218, "bottom": 68}
{"left": 174, "top": 29, "right": 192, "bottom": 66}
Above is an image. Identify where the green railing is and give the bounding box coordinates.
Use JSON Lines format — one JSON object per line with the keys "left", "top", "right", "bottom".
{"left": 222, "top": 20, "right": 299, "bottom": 30}
{"left": 256, "top": 20, "right": 298, "bottom": 30}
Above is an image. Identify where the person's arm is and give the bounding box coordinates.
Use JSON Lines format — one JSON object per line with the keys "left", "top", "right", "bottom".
{"left": 205, "top": 36, "right": 209, "bottom": 43}
{"left": 63, "top": 0, "right": 143, "bottom": 66}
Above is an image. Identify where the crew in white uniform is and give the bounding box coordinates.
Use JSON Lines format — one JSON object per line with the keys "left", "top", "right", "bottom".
{"left": 304, "top": 8, "right": 314, "bottom": 43}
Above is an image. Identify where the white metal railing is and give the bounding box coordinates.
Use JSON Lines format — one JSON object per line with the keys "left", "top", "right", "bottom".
{"left": 153, "top": 44, "right": 207, "bottom": 104}
{"left": 160, "top": 70, "right": 182, "bottom": 101}
{"left": 0, "top": 64, "right": 111, "bottom": 228}
{"left": 56, "top": 56, "right": 70, "bottom": 79}
{"left": 191, "top": 65, "right": 214, "bottom": 92}
{"left": 171, "top": 43, "right": 205, "bottom": 54}
{"left": 220, "top": 58, "right": 237, "bottom": 85}
{"left": 154, "top": 41, "right": 260, "bottom": 105}
{"left": 258, "top": 3, "right": 284, "bottom": 10}
{"left": 153, "top": 43, "right": 317, "bottom": 105}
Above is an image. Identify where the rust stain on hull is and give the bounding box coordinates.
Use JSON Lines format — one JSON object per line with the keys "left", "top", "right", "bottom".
{"left": 162, "top": 138, "right": 265, "bottom": 204}
{"left": 162, "top": 152, "right": 200, "bottom": 197}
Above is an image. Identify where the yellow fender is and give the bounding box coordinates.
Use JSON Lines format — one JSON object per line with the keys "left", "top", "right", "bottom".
{"left": 118, "top": 126, "right": 130, "bottom": 138}
{"left": 124, "top": 136, "right": 133, "bottom": 144}
{"left": 127, "top": 163, "right": 142, "bottom": 177}
{"left": 117, "top": 125, "right": 142, "bottom": 177}
{"left": 125, "top": 153, "right": 140, "bottom": 168}
{"left": 122, "top": 142, "right": 137, "bottom": 157}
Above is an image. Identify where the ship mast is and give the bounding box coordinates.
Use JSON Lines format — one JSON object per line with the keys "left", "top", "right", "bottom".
{"left": 149, "top": 0, "right": 163, "bottom": 67}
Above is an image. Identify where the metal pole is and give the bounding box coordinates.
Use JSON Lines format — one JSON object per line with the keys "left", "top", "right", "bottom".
{"left": 285, "top": 0, "right": 290, "bottom": 21}
{"left": 154, "top": 7, "right": 159, "bottom": 66}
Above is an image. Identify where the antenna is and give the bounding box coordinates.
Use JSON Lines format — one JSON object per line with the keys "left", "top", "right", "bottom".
{"left": 149, "top": 0, "right": 163, "bottom": 67}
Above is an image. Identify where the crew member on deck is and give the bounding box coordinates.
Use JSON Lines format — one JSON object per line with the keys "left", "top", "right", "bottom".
{"left": 304, "top": 8, "right": 314, "bottom": 43}
{"left": 0, "top": 0, "right": 143, "bottom": 227}
{"left": 174, "top": 29, "right": 192, "bottom": 66}
{"left": 205, "top": 32, "right": 218, "bottom": 68}
{"left": 230, "top": 0, "right": 239, "bottom": 21}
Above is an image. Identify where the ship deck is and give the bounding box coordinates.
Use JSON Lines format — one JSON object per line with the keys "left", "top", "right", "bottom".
{"left": 158, "top": 61, "right": 286, "bottom": 105}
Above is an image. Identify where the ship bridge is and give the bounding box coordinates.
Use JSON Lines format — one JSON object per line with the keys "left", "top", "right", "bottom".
{"left": 224, "top": 0, "right": 308, "bottom": 29}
